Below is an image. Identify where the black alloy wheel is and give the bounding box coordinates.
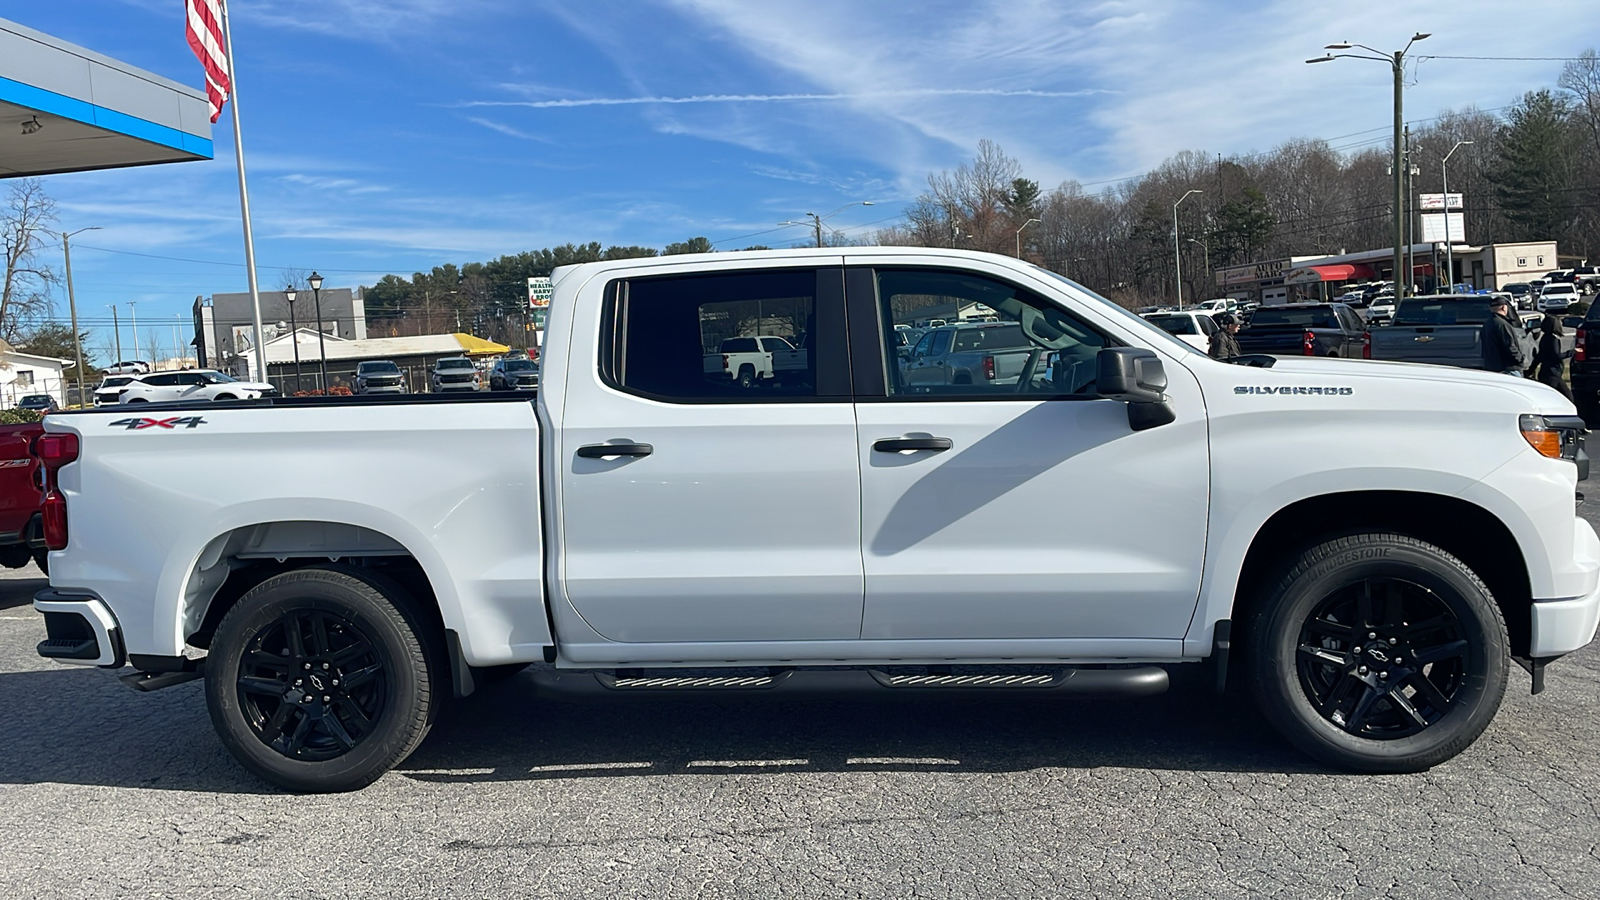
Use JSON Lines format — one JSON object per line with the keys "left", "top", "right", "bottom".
{"left": 1295, "top": 577, "right": 1466, "bottom": 739}
{"left": 235, "top": 608, "right": 388, "bottom": 762}
{"left": 205, "top": 566, "right": 438, "bottom": 792}
{"left": 1248, "top": 533, "right": 1507, "bottom": 772}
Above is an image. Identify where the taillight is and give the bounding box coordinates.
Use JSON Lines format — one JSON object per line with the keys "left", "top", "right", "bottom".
{"left": 36, "top": 433, "right": 79, "bottom": 470}
{"left": 1362, "top": 331, "right": 1372, "bottom": 360}
{"left": 42, "top": 491, "right": 67, "bottom": 551}
{"left": 1578, "top": 325, "right": 1588, "bottom": 363}
{"left": 983, "top": 355, "right": 996, "bottom": 380}
{"left": 722, "top": 354, "right": 730, "bottom": 370}
{"left": 1303, "top": 330, "right": 1316, "bottom": 356}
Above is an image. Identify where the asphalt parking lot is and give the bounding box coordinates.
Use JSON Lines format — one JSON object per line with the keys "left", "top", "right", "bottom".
{"left": 4, "top": 525, "right": 1599, "bottom": 899}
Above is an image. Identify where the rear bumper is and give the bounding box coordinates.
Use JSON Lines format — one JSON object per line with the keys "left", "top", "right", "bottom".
{"left": 34, "top": 590, "right": 124, "bottom": 668}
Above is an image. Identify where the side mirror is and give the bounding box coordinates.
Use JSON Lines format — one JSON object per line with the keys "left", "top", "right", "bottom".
{"left": 1096, "top": 347, "right": 1167, "bottom": 403}
{"left": 1096, "top": 347, "right": 1176, "bottom": 432}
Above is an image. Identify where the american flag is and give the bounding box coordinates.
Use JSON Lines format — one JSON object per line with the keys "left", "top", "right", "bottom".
{"left": 185, "top": 0, "right": 231, "bottom": 123}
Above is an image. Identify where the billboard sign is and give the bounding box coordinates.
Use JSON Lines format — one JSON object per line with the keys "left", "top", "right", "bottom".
{"left": 1418, "top": 192, "right": 1463, "bottom": 210}
{"left": 1420, "top": 213, "right": 1467, "bottom": 244}
{"left": 527, "top": 276, "right": 552, "bottom": 309}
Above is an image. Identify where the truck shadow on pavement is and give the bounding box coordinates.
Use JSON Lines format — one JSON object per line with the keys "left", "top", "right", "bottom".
{"left": 0, "top": 575, "right": 46, "bottom": 611}
{"left": 0, "top": 665, "right": 1324, "bottom": 794}
{"left": 399, "top": 668, "right": 1326, "bottom": 784}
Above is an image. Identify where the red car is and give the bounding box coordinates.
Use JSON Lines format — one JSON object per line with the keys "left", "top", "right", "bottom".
{"left": 0, "top": 421, "right": 47, "bottom": 574}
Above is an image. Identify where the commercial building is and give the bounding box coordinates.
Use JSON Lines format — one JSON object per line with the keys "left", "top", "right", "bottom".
{"left": 193, "top": 288, "right": 366, "bottom": 371}
{"left": 255, "top": 329, "right": 509, "bottom": 394}
{"left": 1217, "top": 240, "right": 1564, "bottom": 304}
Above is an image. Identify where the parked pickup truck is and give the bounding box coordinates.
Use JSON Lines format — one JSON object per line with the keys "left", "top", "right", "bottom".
{"left": 1234, "top": 303, "right": 1369, "bottom": 358}
{"left": 901, "top": 321, "right": 1033, "bottom": 386}
{"left": 1369, "top": 296, "right": 1534, "bottom": 369}
{"left": 702, "top": 335, "right": 795, "bottom": 388}
{"left": 0, "top": 420, "right": 46, "bottom": 573}
{"left": 31, "top": 247, "right": 1600, "bottom": 792}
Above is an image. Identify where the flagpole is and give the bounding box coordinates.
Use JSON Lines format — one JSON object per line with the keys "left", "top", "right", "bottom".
{"left": 217, "top": 0, "right": 267, "bottom": 381}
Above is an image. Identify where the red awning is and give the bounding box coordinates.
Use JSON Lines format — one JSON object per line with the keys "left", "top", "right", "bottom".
{"left": 1285, "top": 263, "right": 1376, "bottom": 284}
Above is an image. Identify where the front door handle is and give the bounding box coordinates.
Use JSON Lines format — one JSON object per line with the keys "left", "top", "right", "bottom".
{"left": 577, "top": 442, "right": 654, "bottom": 458}
{"left": 872, "top": 437, "right": 953, "bottom": 453}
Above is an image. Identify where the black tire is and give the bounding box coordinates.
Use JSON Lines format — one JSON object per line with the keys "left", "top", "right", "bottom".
{"left": 1247, "top": 533, "right": 1508, "bottom": 773}
{"left": 32, "top": 548, "right": 47, "bottom": 576}
{"left": 204, "top": 566, "right": 439, "bottom": 792}
{"left": 737, "top": 365, "right": 756, "bottom": 389}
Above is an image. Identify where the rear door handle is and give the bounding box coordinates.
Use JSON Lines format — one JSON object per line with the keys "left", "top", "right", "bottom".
{"left": 872, "top": 437, "right": 953, "bottom": 453}
{"left": 577, "top": 442, "right": 653, "bottom": 458}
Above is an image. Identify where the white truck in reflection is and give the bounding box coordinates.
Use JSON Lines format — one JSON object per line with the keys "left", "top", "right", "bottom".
{"left": 703, "top": 335, "right": 796, "bottom": 388}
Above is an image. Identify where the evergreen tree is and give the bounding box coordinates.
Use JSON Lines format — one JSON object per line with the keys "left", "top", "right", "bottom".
{"left": 1494, "top": 90, "right": 1574, "bottom": 240}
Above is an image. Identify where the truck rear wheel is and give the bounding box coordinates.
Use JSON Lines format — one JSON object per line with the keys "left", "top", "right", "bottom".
{"left": 204, "top": 566, "right": 438, "bottom": 792}
{"left": 1247, "top": 533, "right": 1508, "bottom": 772}
{"left": 737, "top": 365, "right": 756, "bottom": 388}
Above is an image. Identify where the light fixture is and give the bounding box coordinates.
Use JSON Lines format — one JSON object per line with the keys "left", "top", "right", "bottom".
{"left": 308, "top": 271, "right": 323, "bottom": 291}
{"left": 1325, "top": 42, "right": 1353, "bottom": 50}
{"left": 20, "top": 116, "right": 42, "bottom": 135}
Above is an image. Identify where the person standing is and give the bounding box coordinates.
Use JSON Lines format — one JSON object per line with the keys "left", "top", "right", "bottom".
{"left": 1534, "top": 314, "right": 1575, "bottom": 400}
{"left": 1481, "top": 297, "right": 1526, "bottom": 376}
{"left": 1209, "top": 312, "right": 1243, "bottom": 360}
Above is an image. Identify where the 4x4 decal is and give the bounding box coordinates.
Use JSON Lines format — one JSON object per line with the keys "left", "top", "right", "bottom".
{"left": 108, "top": 416, "right": 207, "bottom": 430}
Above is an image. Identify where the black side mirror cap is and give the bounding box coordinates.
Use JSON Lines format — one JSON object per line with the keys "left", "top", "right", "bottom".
{"left": 1096, "top": 347, "right": 1168, "bottom": 403}
{"left": 1096, "top": 347, "right": 1176, "bottom": 431}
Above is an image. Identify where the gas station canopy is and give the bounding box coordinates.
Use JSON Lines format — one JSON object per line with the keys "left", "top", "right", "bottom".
{"left": 0, "top": 16, "right": 212, "bottom": 179}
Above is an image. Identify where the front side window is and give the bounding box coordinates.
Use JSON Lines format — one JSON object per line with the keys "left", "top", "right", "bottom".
{"left": 878, "top": 268, "right": 1111, "bottom": 397}
{"left": 603, "top": 268, "right": 831, "bottom": 401}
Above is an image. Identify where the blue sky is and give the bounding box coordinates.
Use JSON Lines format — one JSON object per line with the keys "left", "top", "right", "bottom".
{"left": 7, "top": 0, "right": 1600, "bottom": 363}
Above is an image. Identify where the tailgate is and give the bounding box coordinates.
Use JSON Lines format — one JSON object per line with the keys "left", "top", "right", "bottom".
{"left": 1370, "top": 326, "right": 1483, "bottom": 366}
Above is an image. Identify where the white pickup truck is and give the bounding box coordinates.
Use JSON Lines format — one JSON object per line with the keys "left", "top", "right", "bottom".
{"left": 32, "top": 247, "right": 1600, "bottom": 792}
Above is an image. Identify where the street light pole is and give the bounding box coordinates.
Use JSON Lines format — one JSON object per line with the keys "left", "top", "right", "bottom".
{"left": 1442, "top": 139, "right": 1474, "bottom": 292}
{"left": 308, "top": 271, "right": 329, "bottom": 392}
{"left": 285, "top": 287, "right": 303, "bottom": 393}
{"left": 1015, "top": 217, "right": 1041, "bottom": 258}
{"left": 1307, "top": 33, "right": 1430, "bottom": 300}
{"left": 108, "top": 305, "right": 122, "bottom": 363}
{"left": 60, "top": 226, "right": 99, "bottom": 405}
{"left": 1173, "top": 190, "right": 1203, "bottom": 308}
{"left": 128, "top": 301, "right": 139, "bottom": 365}
{"left": 781, "top": 201, "right": 873, "bottom": 249}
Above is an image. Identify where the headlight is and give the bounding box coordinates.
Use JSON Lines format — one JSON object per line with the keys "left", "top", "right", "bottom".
{"left": 1520, "top": 414, "right": 1588, "bottom": 476}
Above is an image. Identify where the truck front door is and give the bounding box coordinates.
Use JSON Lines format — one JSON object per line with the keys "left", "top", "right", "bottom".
{"left": 555, "top": 264, "right": 865, "bottom": 644}
{"left": 848, "top": 263, "right": 1209, "bottom": 650}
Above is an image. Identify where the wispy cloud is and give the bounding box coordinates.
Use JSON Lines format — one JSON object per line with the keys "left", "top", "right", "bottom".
{"left": 464, "top": 87, "right": 1110, "bottom": 109}
{"left": 464, "top": 117, "right": 556, "bottom": 144}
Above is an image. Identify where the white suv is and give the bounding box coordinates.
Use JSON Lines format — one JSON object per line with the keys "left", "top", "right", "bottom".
{"left": 118, "top": 370, "right": 277, "bottom": 403}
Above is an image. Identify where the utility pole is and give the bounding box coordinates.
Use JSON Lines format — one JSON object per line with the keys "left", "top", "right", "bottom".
{"left": 61, "top": 227, "right": 99, "bottom": 404}
{"left": 129, "top": 301, "right": 140, "bottom": 363}
{"left": 1173, "top": 190, "right": 1204, "bottom": 309}
{"left": 109, "top": 305, "right": 122, "bottom": 362}
{"left": 808, "top": 213, "right": 823, "bottom": 248}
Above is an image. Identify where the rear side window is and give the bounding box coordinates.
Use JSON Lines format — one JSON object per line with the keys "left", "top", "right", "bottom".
{"left": 1249, "top": 308, "right": 1340, "bottom": 328}
{"left": 1393, "top": 300, "right": 1493, "bottom": 325}
{"left": 602, "top": 268, "right": 844, "bottom": 402}
{"left": 143, "top": 373, "right": 181, "bottom": 386}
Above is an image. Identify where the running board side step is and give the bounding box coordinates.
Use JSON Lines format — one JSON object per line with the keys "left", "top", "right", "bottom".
{"left": 540, "top": 667, "right": 1167, "bottom": 697}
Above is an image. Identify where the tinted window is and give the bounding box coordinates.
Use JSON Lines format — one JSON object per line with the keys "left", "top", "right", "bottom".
{"left": 911, "top": 332, "right": 935, "bottom": 357}
{"left": 143, "top": 373, "right": 181, "bottom": 386}
{"left": 438, "top": 359, "right": 474, "bottom": 370}
{"left": 361, "top": 362, "right": 399, "bottom": 374}
{"left": 878, "top": 268, "right": 1110, "bottom": 397}
{"left": 1248, "top": 308, "right": 1340, "bottom": 328}
{"left": 605, "top": 269, "right": 823, "bottom": 401}
{"left": 504, "top": 360, "right": 536, "bottom": 371}
{"left": 178, "top": 373, "right": 208, "bottom": 386}
{"left": 1147, "top": 315, "right": 1198, "bottom": 336}
{"left": 1393, "top": 299, "right": 1493, "bottom": 326}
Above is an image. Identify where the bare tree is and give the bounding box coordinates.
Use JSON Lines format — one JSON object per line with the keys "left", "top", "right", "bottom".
{"left": 0, "top": 179, "right": 58, "bottom": 341}
{"left": 144, "top": 332, "right": 165, "bottom": 368}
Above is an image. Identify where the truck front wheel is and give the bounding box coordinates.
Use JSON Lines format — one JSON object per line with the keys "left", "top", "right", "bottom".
{"left": 204, "top": 567, "right": 438, "bottom": 792}
{"left": 1247, "top": 533, "right": 1508, "bottom": 772}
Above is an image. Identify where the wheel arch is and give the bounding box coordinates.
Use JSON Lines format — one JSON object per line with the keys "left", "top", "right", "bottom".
{"left": 179, "top": 517, "right": 455, "bottom": 659}
{"left": 1222, "top": 491, "right": 1533, "bottom": 657}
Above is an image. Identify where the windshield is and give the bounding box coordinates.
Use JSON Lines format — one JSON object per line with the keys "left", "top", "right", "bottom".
{"left": 438, "top": 359, "right": 474, "bottom": 370}
{"left": 505, "top": 360, "right": 537, "bottom": 371}
{"left": 1393, "top": 298, "right": 1494, "bottom": 326}
{"left": 1033, "top": 268, "right": 1197, "bottom": 355}
{"left": 1248, "top": 308, "right": 1339, "bottom": 328}
{"left": 360, "top": 362, "right": 400, "bottom": 374}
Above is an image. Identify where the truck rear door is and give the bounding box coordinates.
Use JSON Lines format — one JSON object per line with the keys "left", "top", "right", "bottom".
{"left": 554, "top": 262, "right": 865, "bottom": 643}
